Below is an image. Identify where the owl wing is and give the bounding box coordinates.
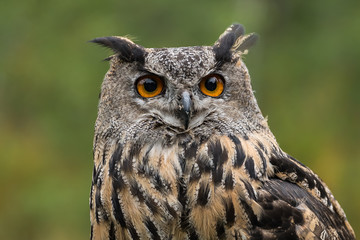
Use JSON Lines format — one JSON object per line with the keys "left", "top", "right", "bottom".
{"left": 246, "top": 155, "right": 356, "bottom": 239}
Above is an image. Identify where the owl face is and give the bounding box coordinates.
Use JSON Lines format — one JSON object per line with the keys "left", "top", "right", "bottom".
{"left": 135, "top": 46, "right": 217, "bottom": 131}
{"left": 93, "top": 25, "right": 264, "bottom": 142}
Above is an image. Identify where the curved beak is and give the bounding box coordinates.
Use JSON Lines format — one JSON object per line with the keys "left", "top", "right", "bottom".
{"left": 178, "top": 91, "right": 192, "bottom": 129}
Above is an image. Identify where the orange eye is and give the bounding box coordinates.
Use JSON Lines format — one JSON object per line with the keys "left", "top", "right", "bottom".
{"left": 199, "top": 74, "right": 224, "bottom": 97}
{"left": 136, "top": 75, "right": 164, "bottom": 98}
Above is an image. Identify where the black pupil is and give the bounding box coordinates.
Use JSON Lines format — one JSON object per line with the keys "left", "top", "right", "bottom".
{"left": 143, "top": 78, "right": 157, "bottom": 92}
{"left": 205, "top": 77, "right": 218, "bottom": 91}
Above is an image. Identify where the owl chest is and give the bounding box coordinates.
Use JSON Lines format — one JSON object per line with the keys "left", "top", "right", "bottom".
{"left": 95, "top": 136, "right": 261, "bottom": 239}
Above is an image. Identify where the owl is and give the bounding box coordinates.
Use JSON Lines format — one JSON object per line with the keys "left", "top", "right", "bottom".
{"left": 89, "top": 24, "right": 355, "bottom": 239}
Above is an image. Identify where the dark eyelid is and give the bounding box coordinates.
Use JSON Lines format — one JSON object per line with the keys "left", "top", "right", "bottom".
{"left": 136, "top": 67, "right": 164, "bottom": 80}
{"left": 199, "top": 72, "right": 224, "bottom": 83}
{"left": 136, "top": 65, "right": 151, "bottom": 73}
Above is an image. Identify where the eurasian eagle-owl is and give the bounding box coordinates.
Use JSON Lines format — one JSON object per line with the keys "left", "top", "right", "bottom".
{"left": 89, "top": 24, "right": 355, "bottom": 239}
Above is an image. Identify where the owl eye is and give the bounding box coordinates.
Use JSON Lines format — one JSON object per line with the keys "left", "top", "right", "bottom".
{"left": 136, "top": 75, "right": 164, "bottom": 98}
{"left": 199, "top": 74, "right": 224, "bottom": 97}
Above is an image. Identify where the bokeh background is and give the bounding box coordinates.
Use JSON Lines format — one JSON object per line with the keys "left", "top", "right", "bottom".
{"left": 1, "top": 0, "right": 359, "bottom": 239}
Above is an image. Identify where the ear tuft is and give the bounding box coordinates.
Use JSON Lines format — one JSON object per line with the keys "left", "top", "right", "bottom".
{"left": 90, "top": 37, "right": 146, "bottom": 64}
{"left": 236, "top": 33, "right": 258, "bottom": 54}
{"left": 213, "top": 24, "right": 257, "bottom": 62}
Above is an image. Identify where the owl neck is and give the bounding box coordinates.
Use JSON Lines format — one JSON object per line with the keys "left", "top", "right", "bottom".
{"left": 93, "top": 128, "right": 283, "bottom": 184}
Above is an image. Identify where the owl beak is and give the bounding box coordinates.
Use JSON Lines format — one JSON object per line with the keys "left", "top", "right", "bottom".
{"left": 179, "top": 91, "right": 191, "bottom": 129}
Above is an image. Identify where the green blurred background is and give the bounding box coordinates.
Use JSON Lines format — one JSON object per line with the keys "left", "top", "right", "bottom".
{"left": 1, "top": 0, "right": 359, "bottom": 239}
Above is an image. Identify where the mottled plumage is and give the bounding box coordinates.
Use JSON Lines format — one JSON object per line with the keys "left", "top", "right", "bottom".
{"left": 90, "top": 24, "right": 355, "bottom": 239}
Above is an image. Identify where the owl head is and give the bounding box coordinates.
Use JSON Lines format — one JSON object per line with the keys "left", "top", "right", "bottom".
{"left": 92, "top": 24, "right": 269, "bottom": 144}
